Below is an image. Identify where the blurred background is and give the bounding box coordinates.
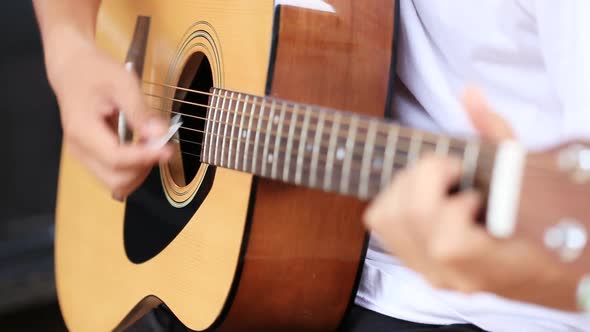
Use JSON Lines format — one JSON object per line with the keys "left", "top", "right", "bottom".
{"left": 0, "top": 1, "right": 67, "bottom": 331}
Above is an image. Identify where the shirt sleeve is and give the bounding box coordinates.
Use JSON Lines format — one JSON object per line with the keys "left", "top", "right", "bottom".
{"left": 532, "top": 0, "right": 590, "bottom": 139}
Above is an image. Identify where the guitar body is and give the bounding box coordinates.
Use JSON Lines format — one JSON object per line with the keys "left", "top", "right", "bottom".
{"left": 55, "top": 1, "right": 397, "bottom": 331}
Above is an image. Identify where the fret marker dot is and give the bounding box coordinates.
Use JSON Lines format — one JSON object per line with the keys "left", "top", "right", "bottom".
{"left": 336, "top": 147, "right": 345, "bottom": 161}
{"left": 267, "top": 154, "right": 274, "bottom": 163}
{"left": 242, "top": 130, "right": 247, "bottom": 139}
{"left": 273, "top": 115, "right": 280, "bottom": 124}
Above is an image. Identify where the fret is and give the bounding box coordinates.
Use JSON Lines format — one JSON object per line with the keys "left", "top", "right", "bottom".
{"left": 407, "top": 131, "right": 423, "bottom": 165}
{"left": 221, "top": 91, "right": 235, "bottom": 167}
{"left": 309, "top": 111, "right": 326, "bottom": 188}
{"left": 203, "top": 89, "right": 218, "bottom": 163}
{"left": 205, "top": 89, "right": 218, "bottom": 163}
{"left": 324, "top": 112, "right": 341, "bottom": 191}
{"left": 209, "top": 89, "right": 223, "bottom": 164}
{"left": 461, "top": 140, "right": 480, "bottom": 189}
{"left": 214, "top": 90, "right": 229, "bottom": 166}
{"left": 235, "top": 94, "right": 250, "bottom": 170}
{"left": 283, "top": 104, "right": 298, "bottom": 182}
{"left": 251, "top": 99, "right": 266, "bottom": 174}
{"left": 435, "top": 135, "right": 450, "bottom": 156}
{"left": 295, "top": 106, "right": 312, "bottom": 185}
{"left": 340, "top": 116, "right": 359, "bottom": 194}
{"left": 261, "top": 100, "right": 277, "bottom": 176}
{"left": 381, "top": 125, "right": 399, "bottom": 188}
{"left": 226, "top": 92, "right": 241, "bottom": 169}
{"left": 359, "top": 120, "right": 378, "bottom": 199}
{"left": 243, "top": 96, "right": 257, "bottom": 172}
{"left": 272, "top": 103, "right": 287, "bottom": 179}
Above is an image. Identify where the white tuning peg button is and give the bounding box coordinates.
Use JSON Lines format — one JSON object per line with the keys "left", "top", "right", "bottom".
{"left": 544, "top": 218, "right": 588, "bottom": 262}
{"left": 558, "top": 144, "right": 590, "bottom": 184}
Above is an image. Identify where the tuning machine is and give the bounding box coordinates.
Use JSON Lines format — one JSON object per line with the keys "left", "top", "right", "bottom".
{"left": 544, "top": 218, "right": 588, "bottom": 262}
{"left": 558, "top": 144, "right": 590, "bottom": 183}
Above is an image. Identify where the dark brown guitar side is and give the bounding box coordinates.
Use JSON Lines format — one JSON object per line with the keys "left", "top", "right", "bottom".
{"left": 215, "top": 2, "right": 398, "bottom": 331}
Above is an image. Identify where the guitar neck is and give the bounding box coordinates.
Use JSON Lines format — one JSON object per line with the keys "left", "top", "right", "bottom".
{"left": 201, "top": 88, "right": 495, "bottom": 200}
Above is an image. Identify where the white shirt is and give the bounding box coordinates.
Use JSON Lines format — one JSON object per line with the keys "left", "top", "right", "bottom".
{"left": 355, "top": 1, "right": 590, "bottom": 331}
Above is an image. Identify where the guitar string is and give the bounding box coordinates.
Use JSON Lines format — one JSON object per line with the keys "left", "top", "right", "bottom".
{"left": 176, "top": 153, "right": 495, "bottom": 194}
{"left": 144, "top": 92, "right": 488, "bottom": 159}
{"left": 138, "top": 83, "right": 497, "bottom": 175}
{"left": 168, "top": 128, "right": 496, "bottom": 178}
{"left": 155, "top": 105, "right": 494, "bottom": 168}
{"left": 136, "top": 81, "right": 553, "bottom": 189}
{"left": 176, "top": 147, "right": 486, "bottom": 188}
{"left": 146, "top": 99, "right": 496, "bottom": 173}
{"left": 145, "top": 91, "right": 463, "bottom": 149}
{"left": 141, "top": 83, "right": 474, "bottom": 150}
{"left": 144, "top": 91, "right": 500, "bottom": 183}
{"left": 151, "top": 104, "right": 451, "bottom": 153}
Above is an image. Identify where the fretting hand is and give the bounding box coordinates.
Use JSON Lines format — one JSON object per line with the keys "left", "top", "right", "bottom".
{"left": 363, "top": 88, "right": 582, "bottom": 311}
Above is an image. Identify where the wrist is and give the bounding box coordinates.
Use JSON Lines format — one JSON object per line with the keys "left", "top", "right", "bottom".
{"left": 43, "top": 25, "right": 96, "bottom": 90}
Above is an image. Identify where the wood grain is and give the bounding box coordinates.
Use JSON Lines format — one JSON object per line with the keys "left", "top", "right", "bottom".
{"left": 55, "top": 1, "right": 273, "bottom": 331}
{"left": 55, "top": 1, "right": 397, "bottom": 331}
{"left": 214, "top": 2, "right": 396, "bottom": 331}
{"left": 515, "top": 146, "right": 590, "bottom": 272}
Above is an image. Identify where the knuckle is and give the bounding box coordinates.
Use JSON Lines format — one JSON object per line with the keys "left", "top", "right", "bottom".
{"left": 109, "top": 177, "right": 129, "bottom": 195}
{"left": 108, "top": 154, "right": 126, "bottom": 171}
{"left": 362, "top": 208, "right": 377, "bottom": 227}
{"left": 106, "top": 176, "right": 121, "bottom": 192}
{"left": 363, "top": 207, "right": 386, "bottom": 230}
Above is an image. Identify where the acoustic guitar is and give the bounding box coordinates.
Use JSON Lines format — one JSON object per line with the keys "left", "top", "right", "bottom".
{"left": 55, "top": 1, "right": 590, "bottom": 331}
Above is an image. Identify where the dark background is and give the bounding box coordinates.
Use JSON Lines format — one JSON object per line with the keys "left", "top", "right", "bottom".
{"left": 0, "top": 1, "right": 67, "bottom": 330}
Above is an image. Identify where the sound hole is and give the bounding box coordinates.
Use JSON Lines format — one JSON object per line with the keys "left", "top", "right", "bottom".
{"left": 169, "top": 53, "right": 213, "bottom": 186}
{"left": 123, "top": 52, "right": 216, "bottom": 264}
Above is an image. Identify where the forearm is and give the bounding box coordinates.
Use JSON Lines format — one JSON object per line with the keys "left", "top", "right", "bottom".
{"left": 32, "top": 0, "right": 102, "bottom": 86}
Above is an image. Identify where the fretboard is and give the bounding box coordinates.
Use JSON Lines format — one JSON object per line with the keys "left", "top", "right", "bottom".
{"left": 201, "top": 88, "right": 493, "bottom": 200}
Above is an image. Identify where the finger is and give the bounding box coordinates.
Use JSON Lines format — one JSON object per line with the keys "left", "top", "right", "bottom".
{"left": 110, "top": 144, "right": 173, "bottom": 171}
{"left": 75, "top": 111, "right": 171, "bottom": 169}
{"left": 462, "top": 86, "right": 515, "bottom": 142}
{"left": 71, "top": 114, "right": 172, "bottom": 192}
{"left": 73, "top": 141, "right": 156, "bottom": 198}
{"left": 363, "top": 178, "right": 433, "bottom": 272}
{"left": 407, "top": 155, "right": 463, "bottom": 204}
{"left": 111, "top": 165, "right": 154, "bottom": 199}
{"left": 443, "top": 190, "right": 482, "bottom": 227}
{"left": 428, "top": 190, "right": 483, "bottom": 264}
{"left": 111, "top": 67, "right": 169, "bottom": 140}
{"left": 363, "top": 174, "right": 401, "bottom": 229}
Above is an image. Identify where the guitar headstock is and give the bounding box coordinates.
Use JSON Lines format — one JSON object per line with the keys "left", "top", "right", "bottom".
{"left": 487, "top": 142, "right": 590, "bottom": 270}
{"left": 557, "top": 144, "right": 590, "bottom": 184}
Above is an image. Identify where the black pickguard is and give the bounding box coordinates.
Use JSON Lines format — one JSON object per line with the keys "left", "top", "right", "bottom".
{"left": 123, "top": 166, "right": 215, "bottom": 264}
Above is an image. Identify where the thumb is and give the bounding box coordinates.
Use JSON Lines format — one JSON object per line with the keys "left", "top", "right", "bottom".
{"left": 113, "top": 68, "right": 169, "bottom": 141}
{"left": 462, "top": 86, "right": 515, "bottom": 143}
